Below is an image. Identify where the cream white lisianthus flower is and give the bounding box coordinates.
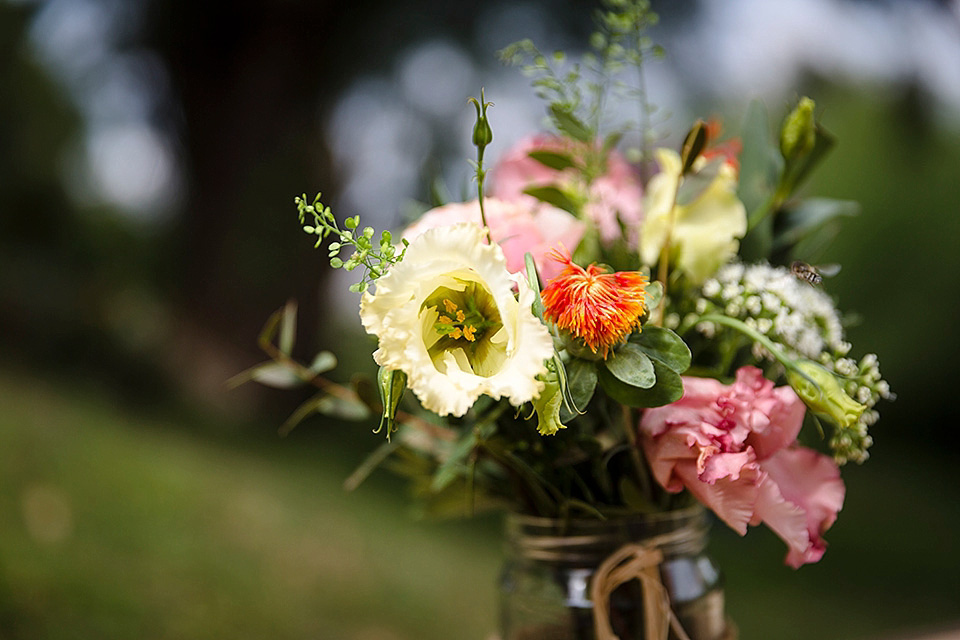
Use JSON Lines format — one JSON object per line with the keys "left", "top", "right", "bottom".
{"left": 640, "top": 148, "right": 747, "bottom": 284}
{"left": 359, "top": 223, "right": 554, "bottom": 417}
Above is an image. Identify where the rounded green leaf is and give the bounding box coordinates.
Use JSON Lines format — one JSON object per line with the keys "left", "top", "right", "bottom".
{"left": 603, "top": 343, "right": 655, "bottom": 389}
{"left": 309, "top": 351, "right": 338, "bottom": 374}
{"left": 628, "top": 326, "right": 691, "bottom": 374}
{"left": 527, "top": 150, "right": 577, "bottom": 171}
{"left": 597, "top": 359, "right": 684, "bottom": 408}
{"left": 565, "top": 358, "right": 598, "bottom": 410}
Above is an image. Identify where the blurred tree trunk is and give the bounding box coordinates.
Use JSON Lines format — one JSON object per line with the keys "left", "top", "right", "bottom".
{"left": 146, "top": 0, "right": 355, "bottom": 362}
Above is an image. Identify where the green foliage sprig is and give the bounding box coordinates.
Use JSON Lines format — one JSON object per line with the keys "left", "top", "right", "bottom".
{"left": 499, "top": 0, "right": 663, "bottom": 149}
{"left": 296, "top": 192, "right": 407, "bottom": 293}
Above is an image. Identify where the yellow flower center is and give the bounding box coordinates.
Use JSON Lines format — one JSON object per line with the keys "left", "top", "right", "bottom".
{"left": 420, "top": 280, "right": 506, "bottom": 377}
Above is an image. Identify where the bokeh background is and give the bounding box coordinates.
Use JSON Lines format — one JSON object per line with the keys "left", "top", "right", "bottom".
{"left": 2, "top": 0, "right": 960, "bottom": 638}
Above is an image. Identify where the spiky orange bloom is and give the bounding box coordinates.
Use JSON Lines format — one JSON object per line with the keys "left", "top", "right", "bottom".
{"left": 540, "top": 248, "right": 648, "bottom": 358}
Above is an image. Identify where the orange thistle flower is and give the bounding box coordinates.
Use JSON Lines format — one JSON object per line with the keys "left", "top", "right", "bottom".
{"left": 540, "top": 248, "right": 648, "bottom": 358}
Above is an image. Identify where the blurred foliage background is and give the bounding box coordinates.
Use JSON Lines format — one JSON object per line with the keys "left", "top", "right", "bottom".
{"left": 2, "top": 0, "right": 959, "bottom": 638}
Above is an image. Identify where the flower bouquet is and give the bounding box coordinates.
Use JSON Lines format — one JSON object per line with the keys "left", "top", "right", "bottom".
{"left": 238, "top": 2, "right": 892, "bottom": 638}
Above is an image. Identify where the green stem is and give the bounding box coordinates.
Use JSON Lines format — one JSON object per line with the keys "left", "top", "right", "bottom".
{"left": 619, "top": 404, "right": 653, "bottom": 505}
{"left": 476, "top": 161, "right": 488, "bottom": 231}
{"left": 746, "top": 188, "right": 787, "bottom": 233}
{"left": 654, "top": 174, "right": 682, "bottom": 326}
{"left": 697, "top": 313, "right": 798, "bottom": 373}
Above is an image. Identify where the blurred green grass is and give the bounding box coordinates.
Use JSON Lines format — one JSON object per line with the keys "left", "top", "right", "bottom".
{"left": 2, "top": 367, "right": 958, "bottom": 639}
{"left": 0, "top": 369, "right": 500, "bottom": 640}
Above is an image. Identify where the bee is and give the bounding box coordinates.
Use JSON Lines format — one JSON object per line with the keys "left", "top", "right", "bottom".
{"left": 791, "top": 261, "right": 840, "bottom": 286}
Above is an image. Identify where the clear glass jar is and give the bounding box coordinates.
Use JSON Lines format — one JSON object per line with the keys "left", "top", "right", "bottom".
{"left": 498, "top": 505, "right": 732, "bottom": 640}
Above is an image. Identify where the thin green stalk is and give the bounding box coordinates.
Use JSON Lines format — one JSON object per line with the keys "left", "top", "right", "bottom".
{"left": 654, "top": 174, "right": 682, "bottom": 326}
{"left": 697, "top": 313, "right": 798, "bottom": 372}
{"left": 619, "top": 404, "right": 653, "bottom": 505}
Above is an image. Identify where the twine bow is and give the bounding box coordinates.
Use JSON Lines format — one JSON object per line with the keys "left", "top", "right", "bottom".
{"left": 589, "top": 538, "right": 693, "bottom": 640}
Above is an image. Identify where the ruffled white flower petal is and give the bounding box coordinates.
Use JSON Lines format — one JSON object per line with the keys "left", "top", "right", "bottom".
{"left": 359, "top": 223, "right": 554, "bottom": 417}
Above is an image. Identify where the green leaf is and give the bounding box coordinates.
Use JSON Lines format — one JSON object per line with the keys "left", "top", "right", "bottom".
{"left": 343, "top": 438, "right": 400, "bottom": 491}
{"left": 527, "top": 150, "right": 577, "bottom": 171}
{"left": 772, "top": 198, "right": 860, "bottom": 253}
{"left": 522, "top": 185, "right": 578, "bottom": 214}
{"left": 737, "top": 100, "right": 783, "bottom": 215}
{"left": 602, "top": 130, "right": 624, "bottom": 154}
{"left": 566, "top": 358, "right": 598, "bottom": 411}
{"left": 628, "top": 326, "right": 692, "bottom": 374}
{"left": 278, "top": 301, "right": 297, "bottom": 355}
{"left": 227, "top": 361, "right": 302, "bottom": 389}
{"left": 431, "top": 430, "right": 478, "bottom": 493}
{"left": 603, "top": 343, "right": 655, "bottom": 389}
{"left": 311, "top": 394, "right": 372, "bottom": 421}
{"left": 550, "top": 104, "right": 592, "bottom": 142}
{"left": 643, "top": 280, "right": 663, "bottom": 313}
{"left": 597, "top": 358, "right": 684, "bottom": 408}
{"left": 309, "top": 351, "right": 337, "bottom": 374}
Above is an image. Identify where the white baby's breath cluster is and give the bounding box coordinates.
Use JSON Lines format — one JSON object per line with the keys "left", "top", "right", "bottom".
{"left": 681, "top": 262, "right": 893, "bottom": 464}
{"left": 693, "top": 262, "right": 846, "bottom": 359}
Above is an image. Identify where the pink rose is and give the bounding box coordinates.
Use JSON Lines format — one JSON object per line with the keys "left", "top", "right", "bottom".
{"left": 489, "top": 134, "right": 644, "bottom": 246}
{"left": 638, "top": 366, "right": 845, "bottom": 568}
{"left": 402, "top": 198, "right": 584, "bottom": 283}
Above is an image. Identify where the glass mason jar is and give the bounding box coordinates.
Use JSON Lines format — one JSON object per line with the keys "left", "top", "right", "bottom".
{"left": 498, "top": 505, "right": 732, "bottom": 640}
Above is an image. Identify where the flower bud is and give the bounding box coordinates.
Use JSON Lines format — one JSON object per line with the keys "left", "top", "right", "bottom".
{"left": 786, "top": 360, "right": 865, "bottom": 428}
{"left": 680, "top": 119, "right": 708, "bottom": 175}
{"left": 472, "top": 111, "right": 493, "bottom": 149}
{"left": 376, "top": 366, "right": 407, "bottom": 438}
{"left": 780, "top": 96, "right": 816, "bottom": 161}
{"left": 469, "top": 90, "right": 494, "bottom": 150}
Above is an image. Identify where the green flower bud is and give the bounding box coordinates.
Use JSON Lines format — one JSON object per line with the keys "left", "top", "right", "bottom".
{"left": 469, "top": 90, "right": 494, "bottom": 150}
{"left": 472, "top": 113, "right": 493, "bottom": 149}
{"left": 680, "top": 118, "right": 708, "bottom": 175}
{"left": 787, "top": 360, "right": 865, "bottom": 428}
{"left": 376, "top": 367, "right": 407, "bottom": 439}
{"left": 780, "top": 96, "right": 816, "bottom": 161}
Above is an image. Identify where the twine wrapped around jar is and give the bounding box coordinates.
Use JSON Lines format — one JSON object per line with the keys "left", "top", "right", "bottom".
{"left": 499, "top": 505, "right": 735, "bottom": 640}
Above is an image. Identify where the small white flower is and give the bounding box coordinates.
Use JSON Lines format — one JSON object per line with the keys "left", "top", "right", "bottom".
{"left": 701, "top": 279, "right": 721, "bottom": 297}
{"left": 359, "top": 223, "right": 554, "bottom": 417}
{"left": 721, "top": 282, "right": 742, "bottom": 301}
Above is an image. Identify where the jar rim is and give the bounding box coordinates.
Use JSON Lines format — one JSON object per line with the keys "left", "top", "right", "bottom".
{"left": 504, "top": 504, "right": 709, "bottom": 564}
{"left": 505, "top": 503, "right": 706, "bottom": 530}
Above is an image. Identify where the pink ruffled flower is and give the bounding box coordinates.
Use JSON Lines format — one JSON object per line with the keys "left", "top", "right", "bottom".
{"left": 489, "top": 134, "right": 644, "bottom": 246}
{"left": 402, "top": 198, "right": 584, "bottom": 283}
{"left": 638, "top": 366, "right": 845, "bottom": 568}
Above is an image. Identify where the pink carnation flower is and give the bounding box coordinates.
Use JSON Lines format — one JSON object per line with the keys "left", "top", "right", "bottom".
{"left": 638, "top": 366, "right": 845, "bottom": 568}
{"left": 489, "top": 134, "right": 644, "bottom": 246}
{"left": 402, "top": 198, "right": 584, "bottom": 283}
